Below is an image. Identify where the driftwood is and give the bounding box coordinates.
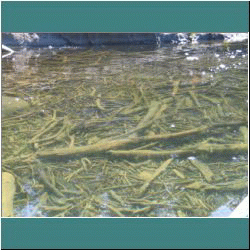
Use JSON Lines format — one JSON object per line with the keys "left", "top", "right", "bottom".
{"left": 189, "top": 159, "right": 214, "bottom": 183}
{"left": 36, "top": 121, "right": 247, "bottom": 160}
{"left": 185, "top": 178, "right": 248, "bottom": 191}
{"left": 2, "top": 172, "right": 15, "bottom": 217}
{"left": 110, "top": 143, "right": 248, "bottom": 158}
{"left": 38, "top": 169, "right": 64, "bottom": 198}
{"left": 137, "top": 158, "right": 173, "bottom": 196}
{"left": 36, "top": 126, "right": 209, "bottom": 159}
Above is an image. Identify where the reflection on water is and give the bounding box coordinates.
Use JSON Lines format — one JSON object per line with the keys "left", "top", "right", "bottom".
{"left": 1, "top": 41, "right": 248, "bottom": 217}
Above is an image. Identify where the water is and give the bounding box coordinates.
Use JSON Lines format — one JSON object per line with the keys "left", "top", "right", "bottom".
{"left": 1, "top": 40, "right": 248, "bottom": 217}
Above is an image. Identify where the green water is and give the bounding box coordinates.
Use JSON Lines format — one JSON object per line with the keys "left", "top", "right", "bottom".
{"left": 1, "top": 41, "right": 248, "bottom": 217}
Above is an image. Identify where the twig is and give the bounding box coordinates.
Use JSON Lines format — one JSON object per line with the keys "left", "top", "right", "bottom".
{"left": 138, "top": 158, "right": 173, "bottom": 197}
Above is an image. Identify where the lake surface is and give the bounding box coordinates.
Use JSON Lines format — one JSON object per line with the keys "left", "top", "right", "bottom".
{"left": 1, "top": 41, "right": 248, "bottom": 217}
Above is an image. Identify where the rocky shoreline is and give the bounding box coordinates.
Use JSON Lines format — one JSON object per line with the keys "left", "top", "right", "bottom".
{"left": 2, "top": 33, "right": 248, "bottom": 48}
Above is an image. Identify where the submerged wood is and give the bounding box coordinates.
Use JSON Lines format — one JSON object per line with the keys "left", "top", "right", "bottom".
{"left": 37, "top": 138, "right": 134, "bottom": 158}
{"left": 2, "top": 44, "right": 248, "bottom": 218}
{"left": 38, "top": 169, "right": 64, "bottom": 198}
{"left": 185, "top": 179, "right": 247, "bottom": 191}
{"left": 119, "top": 206, "right": 153, "bottom": 215}
{"left": 172, "top": 169, "right": 186, "bottom": 179}
{"left": 196, "top": 143, "right": 248, "bottom": 153}
{"left": 30, "top": 119, "right": 62, "bottom": 143}
{"left": 189, "top": 159, "right": 214, "bottom": 183}
{"left": 115, "top": 100, "right": 167, "bottom": 138}
{"left": 40, "top": 205, "right": 72, "bottom": 211}
{"left": 110, "top": 149, "right": 194, "bottom": 158}
{"left": 94, "top": 197, "right": 125, "bottom": 217}
{"left": 2, "top": 172, "right": 15, "bottom": 217}
{"left": 239, "top": 126, "right": 248, "bottom": 144}
{"left": 36, "top": 126, "right": 209, "bottom": 159}
{"left": 37, "top": 124, "right": 247, "bottom": 159}
{"left": 135, "top": 101, "right": 164, "bottom": 130}
{"left": 2, "top": 96, "right": 30, "bottom": 118}
{"left": 110, "top": 143, "right": 248, "bottom": 158}
{"left": 109, "top": 190, "right": 125, "bottom": 206}
{"left": 138, "top": 158, "right": 173, "bottom": 197}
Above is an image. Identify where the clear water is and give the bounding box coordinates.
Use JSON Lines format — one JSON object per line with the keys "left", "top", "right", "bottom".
{"left": 1, "top": 40, "right": 248, "bottom": 217}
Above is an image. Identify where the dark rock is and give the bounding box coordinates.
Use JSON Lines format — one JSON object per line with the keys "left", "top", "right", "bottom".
{"left": 158, "top": 33, "right": 179, "bottom": 44}
{"left": 59, "top": 33, "right": 91, "bottom": 46}
{"left": 127, "top": 33, "right": 157, "bottom": 45}
{"left": 196, "top": 33, "right": 224, "bottom": 42}
{"left": 2, "top": 33, "right": 70, "bottom": 47}
{"left": 31, "top": 33, "right": 70, "bottom": 47}
{"left": 2, "top": 32, "right": 228, "bottom": 48}
{"left": 2, "top": 33, "right": 158, "bottom": 47}
{"left": 2, "top": 33, "right": 23, "bottom": 46}
{"left": 88, "top": 33, "right": 157, "bottom": 45}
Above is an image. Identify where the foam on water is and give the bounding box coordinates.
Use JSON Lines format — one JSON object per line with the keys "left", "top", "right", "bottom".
{"left": 222, "top": 33, "right": 248, "bottom": 43}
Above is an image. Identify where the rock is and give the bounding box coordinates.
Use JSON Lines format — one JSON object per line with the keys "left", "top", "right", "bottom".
{"left": 2, "top": 33, "right": 158, "bottom": 47}
{"left": 2, "top": 33, "right": 22, "bottom": 46}
{"left": 59, "top": 33, "right": 91, "bottom": 46}
{"left": 88, "top": 33, "right": 157, "bottom": 45}
{"left": 30, "top": 33, "right": 70, "bottom": 47}
{"left": 157, "top": 33, "right": 191, "bottom": 44}
{"left": 196, "top": 33, "right": 224, "bottom": 42}
{"left": 4, "top": 32, "right": 246, "bottom": 48}
{"left": 2, "top": 33, "right": 69, "bottom": 47}
{"left": 158, "top": 33, "right": 179, "bottom": 44}
{"left": 2, "top": 96, "right": 30, "bottom": 117}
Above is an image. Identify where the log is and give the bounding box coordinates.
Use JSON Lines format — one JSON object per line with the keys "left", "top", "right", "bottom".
{"left": 110, "top": 143, "right": 248, "bottom": 158}
{"left": 36, "top": 121, "right": 247, "bottom": 160}
{"left": 36, "top": 126, "right": 209, "bottom": 159}
{"left": 2, "top": 172, "right": 15, "bottom": 217}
